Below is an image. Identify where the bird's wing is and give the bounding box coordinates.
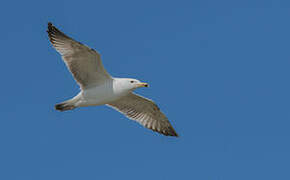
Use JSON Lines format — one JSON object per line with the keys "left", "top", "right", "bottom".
{"left": 107, "top": 93, "right": 178, "bottom": 137}
{"left": 47, "top": 22, "right": 112, "bottom": 89}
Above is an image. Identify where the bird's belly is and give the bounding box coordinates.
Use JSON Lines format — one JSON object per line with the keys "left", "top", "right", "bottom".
{"left": 79, "top": 85, "right": 126, "bottom": 106}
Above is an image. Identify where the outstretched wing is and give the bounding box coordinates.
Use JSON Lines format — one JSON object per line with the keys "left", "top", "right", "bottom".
{"left": 107, "top": 93, "right": 178, "bottom": 137}
{"left": 47, "top": 22, "right": 112, "bottom": 89}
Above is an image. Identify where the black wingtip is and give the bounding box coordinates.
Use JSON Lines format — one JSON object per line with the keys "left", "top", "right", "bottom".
{"left": 47, "top": 22, "right": 55, "bottom": 32}
{"left": 168, "top": 129, "right": 179, "bottom": 137}
{"left": 47, "top": 22, "right": 53, "bottom": 34}
{"left": 173, "top": 132, "right": 179, "bottom": 137}
{"left": 47, "top": 22, "right": 53, "bottom": 31}
{"left": 155, "top": 126, "right": 179, "bottom": 137}
{"left": 47, "top": 22, "right": 56, "bottom": 44}
{"left": 46, "top": 22, "right": 70, "bottom": 40}
{"left": 55, "top": 102, "right": 75, "bottom": 111}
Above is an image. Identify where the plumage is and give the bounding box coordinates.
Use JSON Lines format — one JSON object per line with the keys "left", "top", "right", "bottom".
{"left": 47, "top": 22, "right": 178, "bottom": 137}
{"left": 47, "top": 22, "right": 111, "bottom": 89}
{"left": 107, "top": 93, "right": 178, "bottom": 136}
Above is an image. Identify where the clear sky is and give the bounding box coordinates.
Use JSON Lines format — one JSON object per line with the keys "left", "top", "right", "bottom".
{"left": 0, "top": 0, "right": 290, "bottom": 179}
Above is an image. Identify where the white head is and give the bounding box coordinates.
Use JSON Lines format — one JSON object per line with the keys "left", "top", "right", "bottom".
{"left": 114, "top": 78, "right": 149, "bottom": 92}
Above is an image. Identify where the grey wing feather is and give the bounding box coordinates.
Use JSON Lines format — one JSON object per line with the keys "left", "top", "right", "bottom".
{"left": 107, "top": 93, "right": 178, "bottom": 137}
{"left": 47, "top": 22, "right": 112, "bottom": 89}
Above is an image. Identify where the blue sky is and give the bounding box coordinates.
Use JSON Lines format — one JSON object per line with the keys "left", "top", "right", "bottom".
{"left": 0, "top": 0, "right": 290, "bottom": 179}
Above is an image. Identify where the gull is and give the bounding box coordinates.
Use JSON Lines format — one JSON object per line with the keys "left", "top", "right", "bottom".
{"left": 47, "top": 22, "right": 178, "bottom": 137}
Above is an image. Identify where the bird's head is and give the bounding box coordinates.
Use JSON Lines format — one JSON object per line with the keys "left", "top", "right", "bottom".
{"left": 116, "top": 78, "right": 149, "bottom": 92}
{"left": 126, "top": 78, "right": 149, "bottom": 89}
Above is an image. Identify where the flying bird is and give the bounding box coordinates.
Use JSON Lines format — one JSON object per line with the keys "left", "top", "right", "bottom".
{"left": 47, "top": 22, "right": 178, "bottom": 137}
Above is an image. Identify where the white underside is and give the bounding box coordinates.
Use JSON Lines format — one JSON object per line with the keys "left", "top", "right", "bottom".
{"left": 70, "top": 80, "right": 130, "bottom": 107}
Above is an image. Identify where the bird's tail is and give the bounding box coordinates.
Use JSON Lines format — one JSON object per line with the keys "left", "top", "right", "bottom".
{"left": 55, "top": 101, "right": 76, "bottom": 111}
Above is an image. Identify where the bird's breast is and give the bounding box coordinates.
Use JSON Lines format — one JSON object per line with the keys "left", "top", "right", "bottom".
{"left": 81, "top": 83, "right": 128, "bottom": 106}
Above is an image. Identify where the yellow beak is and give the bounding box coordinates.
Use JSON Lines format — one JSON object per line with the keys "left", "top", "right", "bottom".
{"left": 137, "top": 82, "right": 149, "bottom": 87}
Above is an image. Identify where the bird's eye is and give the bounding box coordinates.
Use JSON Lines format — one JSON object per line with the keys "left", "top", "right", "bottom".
{"left": 130, "top": 81, "right": 134, "bottom": 83}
